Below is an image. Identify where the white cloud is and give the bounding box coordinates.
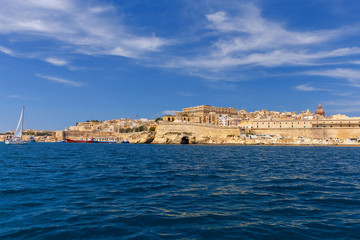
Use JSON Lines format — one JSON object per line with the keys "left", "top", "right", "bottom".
{"left": 36, "top": 74, "right": 83, "bottom": 87}
{"left": 295, "top": 84, "right": 329, "bottom": 92}
{"left": 322, "top": 99, "right": 360, "bottom": 115}
{"left": 305, "top": 68, "right": 360, "bottom": 86}
{"left": 163, "top": 3, "right": 360, "bottom": 80}
{"left": 177, "top": 92, "right": 194, "bottom": 97}
{"left": 168, "top": 47, "right": 360, "bottom": 70}
{"left": 0, "top": 0, "right": 169, "bottom": 59}
{"left": 324, "top": 100, "right": 360, "bottom": 106}
{"left": 89, "top": 5, "right": 114, "bottom": 14}
{"left": 0, "top": 45, "right": 14, "bottom": 56}
{"left": 45, "top": 57, "right": 68, "bottom": 66}
{"left": 205, "top": 4, "right": 346, "bottom": 56}
{"left": 161, "top": 110, "right": 177, "bottom": 115}
{"left": 7, "top": 95, "right": 26, "bottom": 99}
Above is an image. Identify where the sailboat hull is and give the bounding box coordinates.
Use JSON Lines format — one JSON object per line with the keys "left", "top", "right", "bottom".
{"left": 5, "top": 139, "right": 29, "bottom": 145}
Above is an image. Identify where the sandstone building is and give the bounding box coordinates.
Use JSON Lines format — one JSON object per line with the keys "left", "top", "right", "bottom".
{"left": 163, "top": 105, "right": 239, "bottom": 124}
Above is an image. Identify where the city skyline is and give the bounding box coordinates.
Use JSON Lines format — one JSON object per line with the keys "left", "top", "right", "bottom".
{"left": 1, "top": 0, "right": 360, "bottom": 132}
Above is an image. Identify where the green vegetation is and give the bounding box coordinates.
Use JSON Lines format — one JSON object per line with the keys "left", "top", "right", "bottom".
{"left": 155, "top": 117, "right": 162, "bottom": 122}
{"left": 119, "top": 125, "right": 146, "bottom": 133}
{"left": 86, "top": 120, "right": 101, "bottom": 123}
{"left": 165, "top": 132, "right": 181, "bottom": 135}
{"left": 35, "top": 132, "right": 53, "bottom": 136}
{"left": 149, "top": 126, "right": 156, "bottom": 132}
{"left": 23, "top": 131, "right": 53, "bottom": 136}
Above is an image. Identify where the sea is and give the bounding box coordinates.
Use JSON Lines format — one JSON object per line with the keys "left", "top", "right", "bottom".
{"left": 1, "top": 143, "right": 360, "bottom": 240}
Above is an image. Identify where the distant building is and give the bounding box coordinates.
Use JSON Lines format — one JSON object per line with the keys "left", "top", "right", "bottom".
{"left": 175, "top": 105, "right": 239, "bottom": 124}
{"left": 315, "top": 104, "right": 325, "bottom": 117}
{"left": 161, "top": 104, "right": 359, "bottom": 130}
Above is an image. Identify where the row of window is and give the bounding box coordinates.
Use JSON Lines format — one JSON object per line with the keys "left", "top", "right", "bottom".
{"left": 255, "top": 125, "right": 360, "bottom": 128}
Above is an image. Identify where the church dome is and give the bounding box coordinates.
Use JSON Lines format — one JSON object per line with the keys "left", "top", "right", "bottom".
{"left": 315, "top": 104, "right": 325, "bottom": 116}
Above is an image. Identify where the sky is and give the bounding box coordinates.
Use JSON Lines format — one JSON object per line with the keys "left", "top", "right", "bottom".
{"left": 1, "top": 0, "right": 360, "bottom": 131}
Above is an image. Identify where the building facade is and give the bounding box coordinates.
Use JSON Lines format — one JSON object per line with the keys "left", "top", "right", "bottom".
{"left": 166, "top": 105, "right": 239, "bottom": 124}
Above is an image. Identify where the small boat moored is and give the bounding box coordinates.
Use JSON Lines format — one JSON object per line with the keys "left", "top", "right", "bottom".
{"left": 65, "top": 138, "right": 95, "bottom": 143}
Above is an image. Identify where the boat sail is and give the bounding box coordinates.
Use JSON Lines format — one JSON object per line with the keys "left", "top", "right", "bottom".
{"left": 5, "top": 106, "right": 29, "bottom": 145}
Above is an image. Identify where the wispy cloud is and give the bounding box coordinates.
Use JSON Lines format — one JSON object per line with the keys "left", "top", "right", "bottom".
{"left": 296, "top": 84, "right": 330, "bottom": 92}
{"left": 324, "top": 99, "right": 360, "bottom": 106}
{"left": 161, "top": 3, "right": 360, "bottom": 80}
{"left": 0, "top": 0, "right": 169, "bottom": 58}
{"left": 177, "top": 92, "right": 194, "bottom": 97}
{"left": 323, "top": 99, "right": 360, "bottom": 115}
{"left": 45, "top": 57, "right": 68, "bottom": 66}
{"left": 305, "top": 68, "right": 360, "bottom": 86}
{"left": 206, "top": 7, "right": 341, "bottom": 55}
{"left": 161, "top": 110, "right": 177, "bottom": 115}
{"left": 168, "top": 47, "right": 360, "bottom": 69}
{"left": 7, "top": 95, "right": 27, "bottom": 99}
{"left": 36, "top": 74, "right": 83, "bottom": 87}
{"left": 0, "top": 45, "right": 15, "bottom": 56}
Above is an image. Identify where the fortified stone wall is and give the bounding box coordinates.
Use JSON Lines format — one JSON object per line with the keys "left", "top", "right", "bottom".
{"left": 60, "top": 130, "right": 155, "bottom": 143}
{"left": 250, "top": 128, "right": 360, "bottom": 139}
{"left": 153, "top": 122, "right": 243, "bottom": 144}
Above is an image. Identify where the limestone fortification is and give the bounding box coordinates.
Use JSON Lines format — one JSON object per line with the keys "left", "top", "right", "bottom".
{"left": 152, "top": 122, "right": 244, "bottom": 144}
{"left": 3, "top": 104, "right": 360, "bottom": 145}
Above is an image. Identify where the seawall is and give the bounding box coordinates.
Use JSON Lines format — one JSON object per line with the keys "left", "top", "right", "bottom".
{"left": 153, "top": 122, "right": 243, "bottom": 144}
{"left": 250, "top": 127, "right": 360, "bottom": 139}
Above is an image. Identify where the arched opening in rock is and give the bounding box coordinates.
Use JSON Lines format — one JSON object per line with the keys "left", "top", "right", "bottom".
{"left": 180, "top": 136, "right": 189, "bottom": 144}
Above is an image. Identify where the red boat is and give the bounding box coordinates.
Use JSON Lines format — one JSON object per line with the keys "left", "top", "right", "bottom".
{"left": 65, "top": 138, "right": 95, "bottom": 143}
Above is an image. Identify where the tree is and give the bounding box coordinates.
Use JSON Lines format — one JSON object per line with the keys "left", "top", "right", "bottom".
{"left": 155, "top": 117, "right": 162, "bottom": 122}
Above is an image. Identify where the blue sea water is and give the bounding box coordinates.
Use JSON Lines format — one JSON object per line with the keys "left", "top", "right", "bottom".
{"left": 1, "top": 143, "right": 360, "bottom": 239}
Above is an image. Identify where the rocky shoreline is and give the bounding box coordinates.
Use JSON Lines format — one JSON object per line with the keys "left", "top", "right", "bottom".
{"left": 2, "top": 122, "right": 360, "bottom": 146}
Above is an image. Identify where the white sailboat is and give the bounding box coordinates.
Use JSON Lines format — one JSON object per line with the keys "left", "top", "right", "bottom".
{"left": 5, "top": 106, "right": 29, "bottom": 145}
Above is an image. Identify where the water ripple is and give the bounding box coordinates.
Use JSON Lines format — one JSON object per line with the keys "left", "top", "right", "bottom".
{"left": 1, "top": 144, "right": 360, "bottom": 239}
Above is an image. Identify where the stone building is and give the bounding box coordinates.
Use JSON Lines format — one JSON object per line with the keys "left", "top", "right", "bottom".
{"left": 171, "top": 105, "right": 239, "bottom": 124}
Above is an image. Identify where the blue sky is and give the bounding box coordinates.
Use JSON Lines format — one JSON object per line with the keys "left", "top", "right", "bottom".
{"left": 1, "top": 0, "right": 360, "bottom": 131}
